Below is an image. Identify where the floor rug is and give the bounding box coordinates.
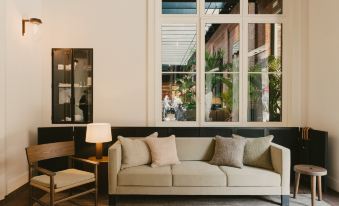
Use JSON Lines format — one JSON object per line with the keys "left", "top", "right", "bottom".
{"left": 35, "top": 194, "right": 330, "bottom": 206}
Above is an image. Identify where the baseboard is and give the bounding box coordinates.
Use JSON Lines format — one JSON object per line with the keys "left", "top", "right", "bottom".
{"left": 327, "top": 176, "right": 339, "bottom": 192}
{"left": 6, "top": 172, "right": 28, "bottom": 194}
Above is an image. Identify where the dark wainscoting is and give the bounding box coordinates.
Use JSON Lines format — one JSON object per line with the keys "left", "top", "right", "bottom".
{"left": 37, "top": 126, "right": 328, "bottom": 190}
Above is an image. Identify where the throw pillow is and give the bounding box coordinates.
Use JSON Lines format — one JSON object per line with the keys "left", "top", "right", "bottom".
{"left": 209, "top": 136, "right": 246, "bottom": 168}
{"left": 145, "top": 135, "right": 180, "bottom": 168}
{"left": 118, "top": 132, "right": 158, "bottom": 169}
{"left": 233, "top": 134, "right": 274, "bottom": 170}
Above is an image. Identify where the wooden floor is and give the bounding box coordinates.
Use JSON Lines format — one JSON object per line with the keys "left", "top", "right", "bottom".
{"left": 1, "top": 184, "right": 339, "bottom": 206}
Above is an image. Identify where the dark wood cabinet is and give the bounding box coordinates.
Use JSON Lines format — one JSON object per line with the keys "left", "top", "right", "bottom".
{"left": 52, "top": 48, "right": 93, "bottom": 124}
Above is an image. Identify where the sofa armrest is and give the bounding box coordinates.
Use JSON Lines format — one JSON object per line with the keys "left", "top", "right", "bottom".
{"left": 271, "top": 143, "right": 291, "bottom": 195}
{"left": 108, "top": 140, "right": 122, "bottom": 194}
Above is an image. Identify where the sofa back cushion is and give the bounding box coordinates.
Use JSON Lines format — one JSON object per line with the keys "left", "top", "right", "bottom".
{"left": 175, "top": 138, "right": 215, "bottom": 161}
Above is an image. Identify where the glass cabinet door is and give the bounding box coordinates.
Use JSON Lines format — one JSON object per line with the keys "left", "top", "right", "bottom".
{"left": 52, "top": 48, "right": 93, "bottom": 124}
{"left": 73, "top": 49, "right": 93, "bottom": 123}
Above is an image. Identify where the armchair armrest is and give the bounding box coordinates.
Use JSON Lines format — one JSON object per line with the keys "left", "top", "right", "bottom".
{"left": 34, "top": 166, "right": 56, "bottom": 177}
{"left": 70, "top": 156, "right": 99, "bottom": 166}
{"left": 108, "top": 140, "right": 122, "bottom": 194}
{"left": 271, "top": 143, "right": 291, "bottom": 195}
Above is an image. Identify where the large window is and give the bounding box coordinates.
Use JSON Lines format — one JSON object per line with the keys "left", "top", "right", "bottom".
{"left": 156, "top": 0, "right": 284, "bottom": 125}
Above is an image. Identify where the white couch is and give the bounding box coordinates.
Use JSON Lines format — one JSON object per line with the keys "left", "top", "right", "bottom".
{"left": 108, "top": 137, "right": 290, "bottom": 206}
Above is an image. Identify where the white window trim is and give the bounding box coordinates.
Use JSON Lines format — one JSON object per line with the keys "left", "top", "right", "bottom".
{"left": 147, "top": 0, "right": 291, "bottom": 127}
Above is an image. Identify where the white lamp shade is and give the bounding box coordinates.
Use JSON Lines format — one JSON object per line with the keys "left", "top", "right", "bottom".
{"left": 86, "top": 123, "right": 112, "bottom": 143}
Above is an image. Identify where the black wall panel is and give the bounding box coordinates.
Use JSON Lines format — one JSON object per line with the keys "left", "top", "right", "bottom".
{"left": 234, "top": 128, "right": 266, "bottom": 137}
{"left": 200, "top": 127, "right": 234, "bottom": 137}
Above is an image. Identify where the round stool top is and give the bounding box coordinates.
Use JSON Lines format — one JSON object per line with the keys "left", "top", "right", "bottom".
{"left": 294, "top": 164, "right": 327, "bottom": 176}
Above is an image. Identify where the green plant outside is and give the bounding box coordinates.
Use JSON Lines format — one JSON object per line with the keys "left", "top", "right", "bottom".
{"left": 205, "top": 49, "right": 237, "bottom": 121}
{"left": 174, "top": 51, "right": 282, "bottom": 122}
{"left": 249, "top": 55, "right": 282, "bottom": 121}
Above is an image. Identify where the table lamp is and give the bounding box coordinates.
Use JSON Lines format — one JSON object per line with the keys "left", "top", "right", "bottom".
{"left": 86, "top": 123, "right": 112, "bottom": 159}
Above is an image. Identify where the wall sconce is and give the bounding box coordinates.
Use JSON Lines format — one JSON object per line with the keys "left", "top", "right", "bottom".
{"left": 22, "top": 18, "right": 42, "bottom": 36}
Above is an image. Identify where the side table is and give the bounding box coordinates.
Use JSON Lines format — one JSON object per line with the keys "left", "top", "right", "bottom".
{"left": 293, "top": 164, "right": 327, "bottom": 206}
{"left": 89, "top": 156, "right": 108, "bottom": 194}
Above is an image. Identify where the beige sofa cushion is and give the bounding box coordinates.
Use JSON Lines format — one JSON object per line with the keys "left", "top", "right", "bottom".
{"left": 172, "top": 161, "right": 226, "bottom": 187}
{"left": 31, "top": 169, "right": 94, "bottom": 189}
{"left": 176, "top": 138, "right": 215, "bottom": 161}
{"left": 118, "top": 132, "right": 158, "bottom": 169}
{"left": 219, "top": 165, "right": 281, "bottom": 187}
{"left": 146, "top": 135, "right": 180, "bottom": 167}
{"left": 118, "top": 165, "right": 172, "bottom": 186}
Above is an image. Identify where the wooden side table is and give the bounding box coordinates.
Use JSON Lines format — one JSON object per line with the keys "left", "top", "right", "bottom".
{"left": 293, "top": 165, "right": 327, "bottom": 206}
{"left": 89, "top": 156, "right": 108, "bottom": 194}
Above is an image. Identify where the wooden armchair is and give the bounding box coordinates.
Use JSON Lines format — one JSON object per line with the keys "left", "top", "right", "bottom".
{"left": 25, "top": 141, "right": 99, "bottom": 206}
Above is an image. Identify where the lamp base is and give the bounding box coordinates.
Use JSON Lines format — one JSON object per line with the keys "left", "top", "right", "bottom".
{"left": 96, "top": 143, "right": 103, "bottom": 160}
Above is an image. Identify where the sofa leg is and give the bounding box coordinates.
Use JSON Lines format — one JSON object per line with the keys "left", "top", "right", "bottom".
{"left": 281, "top": 195, "right": 289, "bottom": 206}
{"left": 109, "top": 195, "right": 117, "bottom": 206}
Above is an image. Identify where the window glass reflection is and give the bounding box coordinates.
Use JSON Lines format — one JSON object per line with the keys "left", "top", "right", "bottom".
{"left": 205, "top": 0, "right": 240, "bottom": 14}
{"left": 162, "top": 0, "right": 197, "bottom": 14}
{"left": 248, "top": 23, "right": 282, "bottom": 122}
{"left": 248, "top": 0, "right": 283, "bottom": 14}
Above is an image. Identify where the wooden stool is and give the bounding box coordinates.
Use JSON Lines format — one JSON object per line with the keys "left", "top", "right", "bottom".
{"left": 293, "top": 165, "right": 327, "bottom": 206}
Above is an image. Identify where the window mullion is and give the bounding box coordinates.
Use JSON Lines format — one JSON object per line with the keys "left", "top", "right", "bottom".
{"left": 199, "top": 18, "right": 206, "bottom": 126}
{"left": 242, "top": 0, "right": 248, "bottom": 16}
{"left": 241, "top": 18, "right": 249, "bottom": 124}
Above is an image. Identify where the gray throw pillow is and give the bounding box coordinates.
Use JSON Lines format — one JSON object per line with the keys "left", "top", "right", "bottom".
{"left": 209, "top": 136, "right": 246, "bottom": 168}
{"left": 233, "top": 134, "right": 274, "bottom": 170}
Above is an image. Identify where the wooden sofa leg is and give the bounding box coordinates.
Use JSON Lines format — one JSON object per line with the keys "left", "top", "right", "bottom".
{"left": 109, "top": 195, "right": 117, "bottom": 206}
{"left": 281, "top": 195, "right": 289, "bottom": 206}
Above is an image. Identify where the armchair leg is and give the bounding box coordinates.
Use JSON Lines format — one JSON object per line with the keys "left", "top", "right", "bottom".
{"left": 95, "top": 188, "right": 98, "bottom": 206}
{"left": 29, "top": 185, "right": 33, "bottom": 206}
{"left": 50, "top": 191, "right": 54, "bottom": 206}
{"left": 281, "top": 195, "right": 289, "bottom": 206}
{"left": 109, "top": 195, "right": 117, "bottom": 206}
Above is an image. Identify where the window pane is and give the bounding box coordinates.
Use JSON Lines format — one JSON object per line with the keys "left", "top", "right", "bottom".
{"left": 162, "top": 73, "right": 196, "bottom": 121}
{"left": 205, "top": 23, "right": 240, "bottom": 72}
{"left": 205, "top": 0, "right": 240, "bottom": 14}
{"left": 248, "top": 23, "right": 282, "bottom": 72}
{"left": 248, "top": 0, "right": 282, "bottom": 14}
{"left": 162, "top": 0, "right": 197, "bottom": 14}
{"left": 162, "top": 24, "right": 196, "bottom": 72}
{"left": 248, "top": 73, "right": 282, "bottom": 122}
{"left": 205, "top": 73, "right": 239, "bottom": 122}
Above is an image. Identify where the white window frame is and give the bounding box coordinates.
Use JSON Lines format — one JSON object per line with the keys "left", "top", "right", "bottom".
{"left": 148, "top": 0, "right": 288, "bottom": 127}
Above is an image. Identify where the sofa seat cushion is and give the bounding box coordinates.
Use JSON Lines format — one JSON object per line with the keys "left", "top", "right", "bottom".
{"left": 172, "top": 161, "right": 226, "bottom": 187}
{"left": 219, "top": 166, "right": 281, "bottom": 187}
{"left": 118, "top": 165, "right": 172, "bottom": 186}
{"left": 31, "top": 169, "right": 94, "bottom": 189}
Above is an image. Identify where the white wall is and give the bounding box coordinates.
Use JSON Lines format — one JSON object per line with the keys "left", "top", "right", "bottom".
{"left": 308, "top": 0, "right": 339, "bottom": 191}
{"left": 0, "top": 0, "right": 148, "bottom": 198}
{"left": 0, "top": 0, "right": 7, "bottom": 200}
{"left": 285, "top": 0, "right": 309, "bottom": 127}
{"left": 2, "top": 0, "right": 43, "bottom": 196}
{"left": 41, "top": 0, "right": 148, "bottom": 127}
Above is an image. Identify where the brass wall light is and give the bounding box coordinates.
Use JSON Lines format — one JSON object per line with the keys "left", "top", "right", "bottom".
{"left": 22, "top": 18, "right": 42, "bottom": 36}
